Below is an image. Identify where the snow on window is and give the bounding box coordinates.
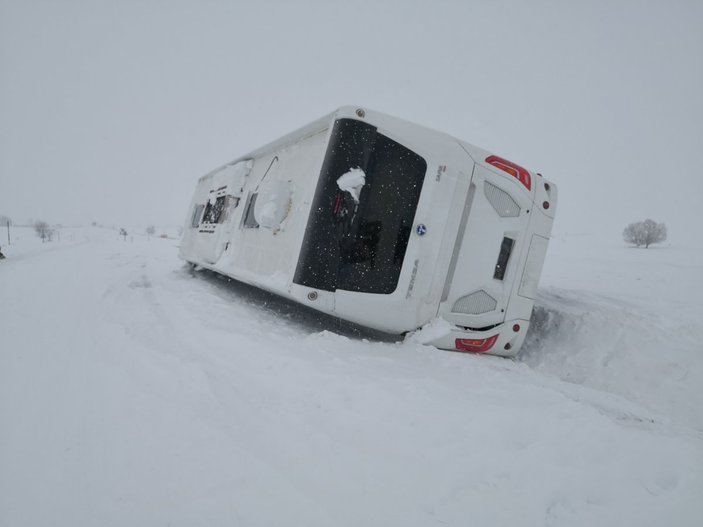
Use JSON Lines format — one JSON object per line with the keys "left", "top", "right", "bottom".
{"left": 254, "top": 180, "right": 293, "bottom": 230}
{"left": 257, "top": 201, "right": 279, "bottom": 228}
{"left": 203, "top": 196, "right": 227, "bottom": 223}
{"left": 336, "top": 167, "right": 366, "bottom": 203}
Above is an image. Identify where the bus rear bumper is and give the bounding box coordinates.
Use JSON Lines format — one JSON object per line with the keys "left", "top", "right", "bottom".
{"left": 428, "top": 318, "right": 530, "bottom": 358}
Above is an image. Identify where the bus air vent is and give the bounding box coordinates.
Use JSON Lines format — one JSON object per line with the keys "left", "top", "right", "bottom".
{"left": 452, "top": 290, "right": 497, "bottom": 315}
{"left": 484, "top": 182, "right": 520, "bottom": 217}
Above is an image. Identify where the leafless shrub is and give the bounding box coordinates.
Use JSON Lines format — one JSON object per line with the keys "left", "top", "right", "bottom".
{"left": 34, "top": 220, "right": 54, "bottom": 242}
{"left": 623, "top": 219, "right": 667, "bottom": 248}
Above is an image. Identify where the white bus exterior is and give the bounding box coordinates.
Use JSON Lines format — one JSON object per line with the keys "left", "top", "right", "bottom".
{"left": 179, "top": 106, "right": 557, "bottom": 357}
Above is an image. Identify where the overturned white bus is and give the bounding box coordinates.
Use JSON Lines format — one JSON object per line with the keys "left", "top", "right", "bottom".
{"left": 179, "top": 106, "right": 557, "bottom": 356}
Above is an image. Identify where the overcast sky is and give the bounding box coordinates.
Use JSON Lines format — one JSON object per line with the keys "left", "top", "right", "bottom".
{"left": 1, "top": 0, "right": 702, "bottom": 243}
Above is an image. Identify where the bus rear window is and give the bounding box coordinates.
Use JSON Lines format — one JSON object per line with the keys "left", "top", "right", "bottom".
{"left": 295, "top": 118, "right": 427, "bottom": 294}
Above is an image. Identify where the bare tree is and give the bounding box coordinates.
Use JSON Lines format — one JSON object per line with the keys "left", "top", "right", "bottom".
{"left": 34, "top": 220, "right": 54, "bottom": 243}
{"left": 146, "top": 225, "right": 155, "bottom": 237}
{"left": 623, "top": 219, "right": 667, "bottom": 248}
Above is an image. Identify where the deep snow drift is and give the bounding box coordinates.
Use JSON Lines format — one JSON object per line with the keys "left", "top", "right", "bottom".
{"left": 1, "top": 227, "right": 701, "bottom": 526}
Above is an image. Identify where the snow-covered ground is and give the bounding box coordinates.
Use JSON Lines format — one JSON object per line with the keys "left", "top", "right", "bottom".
{"left": 1, "top": 227, "right": 701, "bottom": 526}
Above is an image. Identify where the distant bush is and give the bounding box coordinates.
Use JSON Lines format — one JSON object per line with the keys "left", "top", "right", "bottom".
{"left": 623, "top": 219, "right": 667, "bottom": 248}
{"left": 34, "top": 220, "right": 53, "bottom": 242}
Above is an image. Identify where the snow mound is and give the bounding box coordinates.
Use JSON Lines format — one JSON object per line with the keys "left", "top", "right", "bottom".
{"left": 254, "top": 180, "right": 292, "bottom": 230}
{"left": 336, "top": 167, "right": 366, "bottom": 203}
{"left": 404, "top": 317, "right": 452, "bottom": 345}
{"left": 521, "top": 287, "right": 703, "bottom": 429}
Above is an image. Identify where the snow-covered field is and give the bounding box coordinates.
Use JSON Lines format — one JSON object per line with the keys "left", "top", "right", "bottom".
{"left": 1, "top": 227, "right": 702, "bottom": 526}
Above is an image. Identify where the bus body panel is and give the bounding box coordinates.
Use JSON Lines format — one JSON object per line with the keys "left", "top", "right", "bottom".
{"left": 179, "top": 106, "right": 557, "bottom": 356}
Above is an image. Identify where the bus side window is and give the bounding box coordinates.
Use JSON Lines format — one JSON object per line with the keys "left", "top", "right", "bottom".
{"left": 202, "top": 195, "right": 236, "bottom": 224}
{"left": 219, "top": 196, "right": 240, "bottom": 223}
{"left": 191, "top": 204, "right": 205, "bottom": 228}
{"left": 241, "top": 192, "right": 260, "bottom": 228}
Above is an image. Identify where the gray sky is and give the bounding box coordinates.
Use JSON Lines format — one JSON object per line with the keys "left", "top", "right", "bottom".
{"left": 1, "top": 0, "right": 702, "bottom": 242}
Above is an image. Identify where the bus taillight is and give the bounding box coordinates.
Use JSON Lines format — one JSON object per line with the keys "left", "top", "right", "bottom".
{"left": 455, "top": 334, "right": 499, "bottom": 353}
{"left": 485, "top": 155, "right": 532, "bottom": 191}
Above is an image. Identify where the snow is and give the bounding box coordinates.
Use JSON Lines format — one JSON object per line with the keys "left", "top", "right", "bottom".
{"left": 1, "top": 226, "right": 702, "bottom": 526}
{"left": 254, "top": 180, "right": 292, "bottom": 231}
{"left": 404, "top": 317, "right": 452, "bottom": 345}
{"left": 336, "top": 167, "right": 366, "bottom": 203}
{"left": 256, "top": 200, "right": 278, "bottom": 226}
{"left": 522, "top": 234, "right": 703, "bottom": 429}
